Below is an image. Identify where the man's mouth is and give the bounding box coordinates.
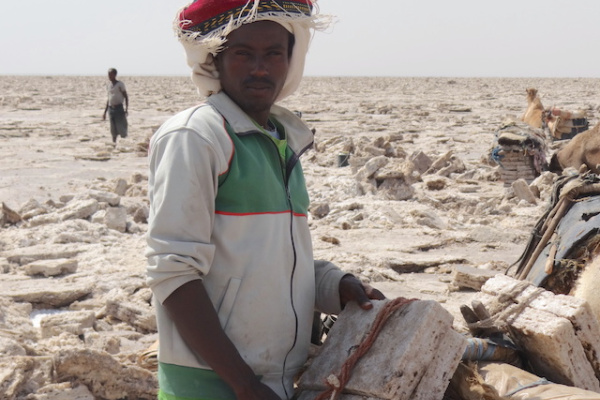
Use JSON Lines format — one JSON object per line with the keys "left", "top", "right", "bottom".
{"left": 244, "top": 78, "right": 274, "bottom": 93}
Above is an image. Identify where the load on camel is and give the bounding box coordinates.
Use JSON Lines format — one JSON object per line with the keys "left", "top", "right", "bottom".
{"left": 512, "top": 172, "right": 600, "bottom": 319}
{"left": 521, "top": 87, "right": 589, "bottom": 140}
{"left": 489, "top": 119, "right": 548, "bottom": 186}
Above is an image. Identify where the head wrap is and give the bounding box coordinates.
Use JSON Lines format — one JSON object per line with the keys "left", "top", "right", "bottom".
{"left": 174, "top": 0, "right": 331, "bottom": 101}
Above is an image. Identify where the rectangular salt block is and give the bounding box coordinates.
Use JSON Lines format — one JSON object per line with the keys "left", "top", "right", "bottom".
{"left": 298, "top": 299, "right": 466, "bottom": 400}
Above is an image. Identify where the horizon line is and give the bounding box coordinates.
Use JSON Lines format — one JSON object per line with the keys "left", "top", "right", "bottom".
{"left": 0, "top": 73, "right": 598, "bottom": 79}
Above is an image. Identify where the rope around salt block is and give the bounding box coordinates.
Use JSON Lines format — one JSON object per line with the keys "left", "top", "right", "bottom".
{"left": 314, "top": 297, "right": 418, "bottom": 400}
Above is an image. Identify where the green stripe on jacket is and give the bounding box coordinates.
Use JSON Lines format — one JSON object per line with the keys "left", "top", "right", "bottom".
{"left": 216, "top": 120, "right": 309, "bottom": 215}
{"left": 158, "top": 362, "right": 236, "bottom": 400}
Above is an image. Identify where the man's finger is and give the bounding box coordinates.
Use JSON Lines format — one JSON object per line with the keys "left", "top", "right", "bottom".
{"left": 365, "top": 286, "right": 386, "bottom": 301}
{"left": 354, "top": 285, "right": 374, "bottom": 310}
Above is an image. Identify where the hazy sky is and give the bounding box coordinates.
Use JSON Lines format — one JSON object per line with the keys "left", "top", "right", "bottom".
{"left": 2, "top": 0, "right": 599, "bottom": 78}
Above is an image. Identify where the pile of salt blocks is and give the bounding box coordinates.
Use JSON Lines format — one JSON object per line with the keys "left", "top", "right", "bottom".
{"left": 475, "top": 274, "right": 600, "bottom": 392}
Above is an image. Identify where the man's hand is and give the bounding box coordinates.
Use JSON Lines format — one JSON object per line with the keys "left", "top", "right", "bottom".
{"left": 339, "top": 275, "right": 386, "bottom": 310}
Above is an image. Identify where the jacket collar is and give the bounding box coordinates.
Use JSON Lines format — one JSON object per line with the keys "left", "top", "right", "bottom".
{"left": 206, "top": 91, "right": 314, "bottom": 153}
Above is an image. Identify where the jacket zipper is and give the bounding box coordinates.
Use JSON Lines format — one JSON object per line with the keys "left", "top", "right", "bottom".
{"left": 261, "top": 134, "right": 307, "bottom": 399}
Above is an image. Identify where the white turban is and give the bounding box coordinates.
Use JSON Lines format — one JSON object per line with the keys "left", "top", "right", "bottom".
{"left": 175, "top": 0, "right": 331, "bottom": 101}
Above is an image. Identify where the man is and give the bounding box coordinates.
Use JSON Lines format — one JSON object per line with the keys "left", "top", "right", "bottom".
{"left": 102, "top": 68, "right": 129, "bottom": 143}
{"left": 145, "top": 1, "right": 385, "bottom": 399}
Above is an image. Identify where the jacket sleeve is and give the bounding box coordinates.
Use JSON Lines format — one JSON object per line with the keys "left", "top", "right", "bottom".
{"left": 145, "top": 122, "right": 228, "bottom": 305}
{"left": 314, "top": 259, "right": 348, "bottom": 315}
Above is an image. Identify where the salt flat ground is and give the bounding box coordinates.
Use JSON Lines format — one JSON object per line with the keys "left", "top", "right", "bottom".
{"left": 1, "top": 75, "right": 599, "bottom": 326}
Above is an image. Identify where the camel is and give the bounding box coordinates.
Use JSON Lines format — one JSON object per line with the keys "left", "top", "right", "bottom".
{"left": 520, "top": 88, "right": 544, "bottom": 129}
{"left": 548, "top": 122, "right": 600, "bottom": 174}
{"left": 574, "top": 254, "right": 600, "bottom": 323}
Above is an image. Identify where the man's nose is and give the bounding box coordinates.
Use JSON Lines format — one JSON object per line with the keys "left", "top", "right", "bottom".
{"left": 250, "top": 56, "right": 269, "bottom": 76}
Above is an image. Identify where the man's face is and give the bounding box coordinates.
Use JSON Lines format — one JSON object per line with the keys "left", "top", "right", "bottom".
{"left": 108, "top": 71, "right": 117, "bottom": 81}
{"left": 215, "top": 21, "right": 291, "bottom": 123}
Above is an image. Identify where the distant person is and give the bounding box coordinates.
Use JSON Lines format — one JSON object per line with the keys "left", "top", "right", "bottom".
{"left": 102, "top": 68, "right": 128, "bottom": 144}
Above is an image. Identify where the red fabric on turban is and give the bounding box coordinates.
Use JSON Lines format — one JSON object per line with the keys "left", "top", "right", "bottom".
{"left": 178, "top": 0, "right": 313, "bottom": 36}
